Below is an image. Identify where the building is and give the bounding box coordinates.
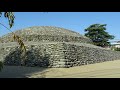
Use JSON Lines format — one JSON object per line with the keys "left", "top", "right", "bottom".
{"left": 110, "top": 40, "right": 120, "bottom": 50}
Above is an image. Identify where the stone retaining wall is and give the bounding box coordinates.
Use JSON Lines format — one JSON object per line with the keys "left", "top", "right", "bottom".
{"left": 0, "top": 26, "right": 92, "bottom": 44}
{"left": 1, "top": 42, "right": 120, "bottom": 68}
{"left": 0, "top": 35, "right": 92, "bottom": 44}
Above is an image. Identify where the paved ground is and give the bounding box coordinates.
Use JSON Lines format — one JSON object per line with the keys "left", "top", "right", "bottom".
{"left": 1, "top": 60, "right": 120, "bottom": 78}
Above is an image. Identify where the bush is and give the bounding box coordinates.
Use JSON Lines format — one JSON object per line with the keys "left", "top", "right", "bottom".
{"left": 0, "top": 61, "right": 3, "bottom": 71}
{"left": 114, "top": 47, "right": 120, "bottom": 51}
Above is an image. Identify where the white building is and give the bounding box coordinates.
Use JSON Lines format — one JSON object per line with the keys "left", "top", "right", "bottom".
{"left": 110, "top": 40, "right": 120, "bottom": 50}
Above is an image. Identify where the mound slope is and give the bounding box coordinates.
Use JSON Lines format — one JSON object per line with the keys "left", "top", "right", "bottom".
{"left": 0, "top": 26, "right": 120, "bottom": 68}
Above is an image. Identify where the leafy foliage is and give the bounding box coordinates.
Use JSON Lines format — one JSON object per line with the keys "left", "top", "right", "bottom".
{"left": 0, "top": 61, "right": 3, "bottom": 71}
{"left": 13, "top": 34, "right": 26, "bottom": 53}
{"left": 114, "top": 47, "right": 120, "bottom": 51}
{"left": 0, "top": 12, "right": 26, "bottom": 71}
{"left": 85, "top": 24, "right": 114, "bottom": 47}
{"left": 0, "top": 12, "right": 15, "bottom": 28}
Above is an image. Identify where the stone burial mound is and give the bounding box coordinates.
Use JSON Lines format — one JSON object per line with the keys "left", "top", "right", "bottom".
{"left": 0, "top": 26, "right": 120, "bottom": 68}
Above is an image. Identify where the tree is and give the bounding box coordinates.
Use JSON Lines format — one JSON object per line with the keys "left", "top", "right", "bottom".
{"left": 0, "top": 12, "right": 26, "bottom": 71}
{"left": 84, "top": 24, "right": 114, "bottom": 47}
{"left": 0, "top": 12, "right": 15, "bottom": 28}
{"left": 0, "top": 12, "right": 15, "bottom": 71}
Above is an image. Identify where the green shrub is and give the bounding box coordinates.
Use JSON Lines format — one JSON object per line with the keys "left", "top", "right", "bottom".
{"left": 114, "top": 47, "right": 120, "bottom": 51}
{"left": 0, "top": 61, "right": 3, "bottom": 71}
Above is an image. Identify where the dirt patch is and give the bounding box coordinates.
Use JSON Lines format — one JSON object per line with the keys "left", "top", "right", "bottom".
{"left": 1, "top": 60, "right": 120, "bottom": 78}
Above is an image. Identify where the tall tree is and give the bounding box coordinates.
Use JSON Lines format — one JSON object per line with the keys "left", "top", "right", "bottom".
{"left": 84, "top": 24, "right": 114, "bottom": 47}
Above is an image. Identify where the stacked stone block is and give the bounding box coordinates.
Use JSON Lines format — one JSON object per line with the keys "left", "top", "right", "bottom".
{"left": 0, "top": 26, "right": 120, "bottom": 68}
{"left": 0, "top": 42, "right": 120, "bottom": 68}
